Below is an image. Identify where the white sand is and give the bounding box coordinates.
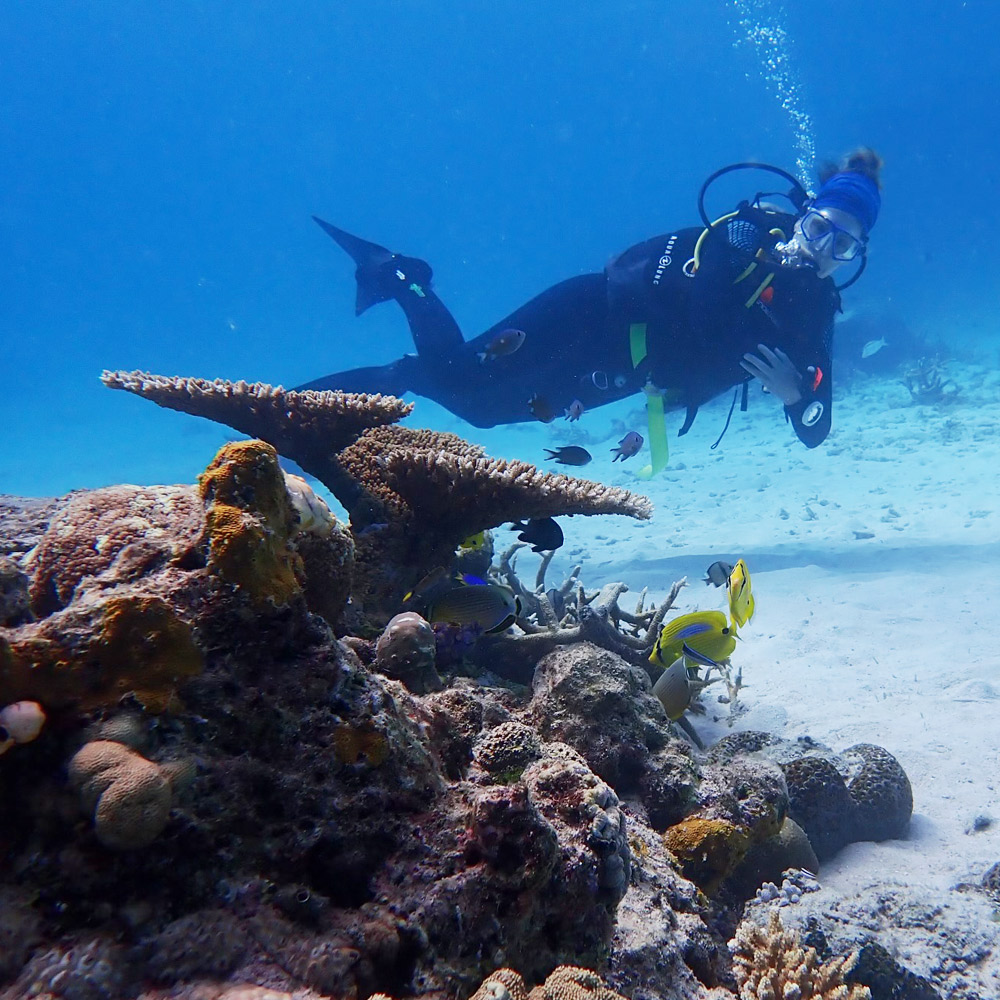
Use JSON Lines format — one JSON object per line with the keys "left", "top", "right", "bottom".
{"left": 462, "top": 363, "right": 1000, "bottom": 997}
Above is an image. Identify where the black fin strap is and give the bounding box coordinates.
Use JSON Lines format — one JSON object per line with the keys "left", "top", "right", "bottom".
{"left": 710, "top": 386, "right": 742, "bottom": 450}
{"left": 678, "top": 405, "right": 699, "bottom": 436}
{"left": 740, "top": 378, "right": 749, "bottom": 411}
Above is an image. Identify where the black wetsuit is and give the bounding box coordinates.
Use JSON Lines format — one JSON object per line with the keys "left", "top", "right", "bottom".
{"left": 299, "top": 206, "right": 839, "bottom": 447}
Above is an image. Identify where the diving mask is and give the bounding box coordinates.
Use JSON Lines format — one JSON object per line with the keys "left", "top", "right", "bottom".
{"left": 798, "top": 209, "right": 866, "bottom": 262}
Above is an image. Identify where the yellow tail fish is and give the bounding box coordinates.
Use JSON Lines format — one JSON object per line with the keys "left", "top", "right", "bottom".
{"left": 727, "top": 558, "right": 755, "bottom": 629}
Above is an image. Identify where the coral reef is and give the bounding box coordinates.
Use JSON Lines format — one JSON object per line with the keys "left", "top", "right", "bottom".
{"left": 0, "top": 408, "right": 927, "bottom": 1000}
{"left": 730, "top": 909, "right": 871, "bottom": 999}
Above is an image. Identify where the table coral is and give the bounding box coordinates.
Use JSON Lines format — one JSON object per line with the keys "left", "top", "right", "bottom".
{"left": 102, "top": 373, "right": 652, "bottom": 618}
{"left": 101, "top": 369, "right": 412, "bottom": 470}
{"left": 730, "top": 909, "right": 871, "bottom": 999}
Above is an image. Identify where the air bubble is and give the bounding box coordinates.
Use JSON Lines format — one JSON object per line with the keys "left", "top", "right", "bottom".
{"left": 731, "top": 0, "right": 815, "bottom": 187}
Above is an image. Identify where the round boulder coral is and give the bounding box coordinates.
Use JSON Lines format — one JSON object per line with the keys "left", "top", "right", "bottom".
{"left": 780, "top": 755, "right": 856, "bottom": 861}
{"left": 68, "top": 740, "right": 173, "bottom": 850}
{"left": 474, "top": 720, "right": 541, "bottom": 780}
{"left": 375, "top": 612, "right": 441, "bottom": 693}
{"left": 842, "top": 742, "right": 912, "bottom": 842}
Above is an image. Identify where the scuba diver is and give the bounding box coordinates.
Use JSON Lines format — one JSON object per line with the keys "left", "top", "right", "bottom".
{"left": 299, "top": 148, "right": 882, "bottom": 453}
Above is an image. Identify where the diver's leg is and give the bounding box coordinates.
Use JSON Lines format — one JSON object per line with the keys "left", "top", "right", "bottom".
{"left": 313, "top": 217, "right": 464, "bottom": 355}
{"left": 295, "top": 355, "right": 420, "bottom": 397}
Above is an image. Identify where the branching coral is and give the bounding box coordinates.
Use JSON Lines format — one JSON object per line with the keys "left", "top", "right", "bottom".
{"left": 730, "top": 909, "right": 871, "bottom": 999}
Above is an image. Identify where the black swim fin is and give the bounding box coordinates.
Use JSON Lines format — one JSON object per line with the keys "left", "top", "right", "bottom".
{"left": 313, "top": 216, "right": 432, "bottom": 316}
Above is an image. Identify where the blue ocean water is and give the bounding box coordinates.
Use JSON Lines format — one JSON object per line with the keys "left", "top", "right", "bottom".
{"left": 2, "top": 0, "right": 998, "bottom": 496}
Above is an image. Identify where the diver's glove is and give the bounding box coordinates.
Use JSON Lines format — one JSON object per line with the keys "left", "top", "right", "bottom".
{"left": 740, "top": 344, "right": 803, "bottom": 406}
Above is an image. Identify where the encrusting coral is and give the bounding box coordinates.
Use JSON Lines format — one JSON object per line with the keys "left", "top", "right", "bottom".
{"left": 198, "top": 439, "right": 304, "bottom": 607}
{"left": 0, "top": 592, "right": 204, "bottom": 711}
{"left": 730, "top": 909, "right": 871, "bottom": 999}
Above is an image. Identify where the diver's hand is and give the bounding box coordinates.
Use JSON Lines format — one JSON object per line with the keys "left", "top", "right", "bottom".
{"left": 740, "top": 345, "right": 803, "bottom": 406}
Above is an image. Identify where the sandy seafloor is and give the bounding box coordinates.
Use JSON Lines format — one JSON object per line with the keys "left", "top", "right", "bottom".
{"left": 15, "top": 358, "right": 1000, "bottom": 996}
{"left": 439, "top": 362, "right": 1000, "bottom": 997}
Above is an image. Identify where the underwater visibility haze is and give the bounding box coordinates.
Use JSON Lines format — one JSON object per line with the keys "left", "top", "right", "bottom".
{"left": 3, "top": 2, "right": 1000, "bottom": 999}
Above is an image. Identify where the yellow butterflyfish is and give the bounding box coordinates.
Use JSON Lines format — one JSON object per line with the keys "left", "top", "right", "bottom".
{"left": 649, "top": 610, "right": 737, "bottom": 668}
{"left": 727, "top": 558, "right": 755, "bottom": 629}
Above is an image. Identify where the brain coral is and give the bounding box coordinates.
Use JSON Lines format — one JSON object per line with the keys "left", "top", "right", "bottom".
{"left": 68, "top": 740, "right": 173, "bottom": 850}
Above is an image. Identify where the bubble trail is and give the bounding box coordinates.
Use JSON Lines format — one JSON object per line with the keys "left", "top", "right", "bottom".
{"left": 731, "top": 0, "right": 815, "bottom": 189}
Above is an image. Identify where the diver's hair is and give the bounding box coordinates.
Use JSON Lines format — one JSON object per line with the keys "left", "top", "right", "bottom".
{"left": 818, "top": 147, "right": 883, "bottom": 189}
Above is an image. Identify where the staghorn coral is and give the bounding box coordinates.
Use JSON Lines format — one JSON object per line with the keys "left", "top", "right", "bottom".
{"left": 730, "top": 909, "right": 871, "bottom": 999}
{"left": 101, "top": 369, "right": 412, "bottom": 477}
{"left": 68, "top": 739, "right": 175, "bottom": 850}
